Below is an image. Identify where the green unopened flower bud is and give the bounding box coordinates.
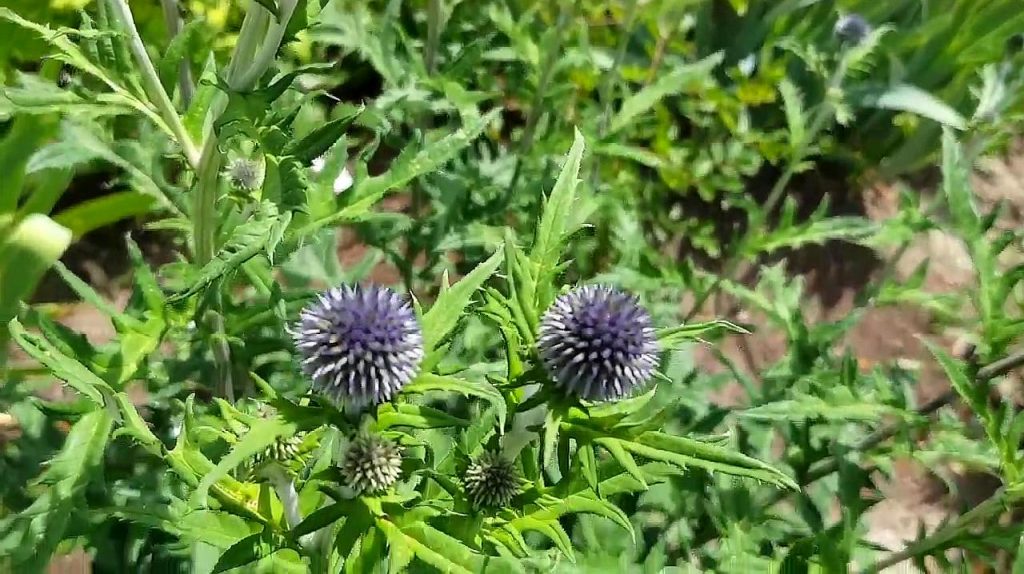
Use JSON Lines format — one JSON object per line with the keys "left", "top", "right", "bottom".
{"left": 341, "top": 434, "right": 403, "bottom": 494}
{"left": 224, "top": 157, "right": 265, "bottom": 192}
{"left": 463, "top": 451, "right": 520, "bottom": 508}
{"left": 239, "top": 434, "right": 305, "bottom": 481}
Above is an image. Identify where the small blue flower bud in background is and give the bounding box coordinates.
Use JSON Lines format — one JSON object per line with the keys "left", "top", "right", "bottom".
{"left": 292, "top": 284, "right": 424, "bottom": 409}
{"left": 834, "top": 13, "right": 872, "bottom": 45}
{"left": 538, "top": 285, "right": 660, "bottom": 402}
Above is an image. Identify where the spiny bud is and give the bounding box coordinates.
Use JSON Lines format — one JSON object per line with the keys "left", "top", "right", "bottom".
{"left": 340, "top": 434, "right": 403, "bottom": 494}
{"left": 834, "top": 14, "right": 872, "bottom": 45}
{"left": 292, "top": 284, "right": 423, "bottom": 410}
{"left": 224, "top": 157, "right": 264, "bottom": 192}
{"left": 538, "top": 285, "right": 660, "bottom": 402}
{"left": 239, "top": 434, "right": 305, "bottom": 481}
{"left": 463, "top": 451, "right": 520, "bottom": 508}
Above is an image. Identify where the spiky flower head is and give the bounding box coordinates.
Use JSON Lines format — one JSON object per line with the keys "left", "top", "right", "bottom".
{"left": 834, "top": 14, "right": 872, "bottom": 45}
{"left": 463, "top": 451, "right": 520, "bottom": 508}
{"left": 224, "top": 157, "right": 264, "bottom": 192}
{"left": 239, "top": 434, "right": 305, "bottom": 481}
{"left": 341, "top": 434, "right": 403, "bottom": 494}
{"left": 292, "top": 284, "right": 424, "bottom": 410}
{"left": 538, "top": 285, "right": 660, "bottom": 402}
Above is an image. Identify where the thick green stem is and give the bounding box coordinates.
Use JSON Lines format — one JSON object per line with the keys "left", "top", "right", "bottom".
{"left": 160, "top": 0, "right": 194, "bottom": 107}
{"left": 105, "top": 0, "right": 200, "bottom": 168}
{"left": 236, "top": 0, "right": 300, "bottom": 89}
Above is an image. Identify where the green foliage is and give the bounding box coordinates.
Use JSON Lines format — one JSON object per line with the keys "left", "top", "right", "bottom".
{"left": 1, "top": 0, "right": 1023, "bottom": 572}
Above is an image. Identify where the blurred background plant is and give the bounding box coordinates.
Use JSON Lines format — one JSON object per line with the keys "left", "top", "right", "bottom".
{"left": 1, "top": 0, "right": 1023, "bottom": 571}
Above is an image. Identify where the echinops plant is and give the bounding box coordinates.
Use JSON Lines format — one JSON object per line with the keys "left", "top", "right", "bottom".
{"left": 1, "top": 1, "right": 1023, "bottom": 573}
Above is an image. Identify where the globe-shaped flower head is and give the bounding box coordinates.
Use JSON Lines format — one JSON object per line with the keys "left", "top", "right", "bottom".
{"left": 341, "top": 434, "right": 404, "bottom": 494}
{"left": 463, "top": 451, "right": 521, "bottom": 508}
{"left": 538, "top": 285, "right": 660, "bottom": 401}
{"left": 293, "top": 285, "right": 424, "bottom": 409}
{"left": 834, "top": 14, "right": 872, "bottom": 45}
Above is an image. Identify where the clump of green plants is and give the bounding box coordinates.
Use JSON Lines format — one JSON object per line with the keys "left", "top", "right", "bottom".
{"left": 3, "top": 1, "right": 1024, "bottom": 573}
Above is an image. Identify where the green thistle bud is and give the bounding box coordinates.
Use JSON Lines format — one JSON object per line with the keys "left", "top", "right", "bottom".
{"left": 224, "top": 157, "right": 265, "bottom": 192}
{"left": 463, "top": 451, "right": 520, "bottom": 508}
{"left": 341, "top": 434, "right": 403, "bottom": 494}
{"left": 239, "top": 434, "right": 305, "bottom": 481}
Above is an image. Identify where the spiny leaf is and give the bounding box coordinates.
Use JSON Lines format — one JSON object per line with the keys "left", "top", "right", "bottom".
{"left": 861, "top": 83, "right": 967, "bottom": 130}
{"left": 779, "top": 79, "right": 806, "bottom": 149}
{"left": 188, "top": 417, "right": 298, "bottom": 509}
{"left": 294, "top": 108, "right": 499, "bottom": 238}
{"left": 170, "top": 202, "right": 287, "bottom": 302}
{"left": 607, "top": 52, "right": 723, "bottom": 135}
{"left": 0, "top": 409, "right": 113, "bottom": 570}
{"left": 420, "top": 247, "right": 504, "bottom": 363}
{"left": 530, "top": 128, "right": 585, "bottom": 309}
{"left": 285, "top": 105, "right": 362, "bottom": 164}
{"left": 375, "top": 518, "right": 476, "bottom": 574}
{"left": 656, "top": 319, "right": 750, "bottom": 348}
{"left": 376, "top": 403, "right": 470, "bottom": 430}
{"left": 402, "top": 373, "right": 507, "bottom": 432}
{"left": 6, "top": 318, "right": 111, "bottom": 404}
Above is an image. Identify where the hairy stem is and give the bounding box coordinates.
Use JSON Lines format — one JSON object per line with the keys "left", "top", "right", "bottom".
{"left": 105, "top": 0, "right": 199, "bottom": 168}
{"left": 160, "top": 0, "right": 194, "bottom": 107}
{"left": 236, "top": 0, "right": 300, "bottom": 89}
{"left": 424, "top": 0, "right": 444, "bottom": 74}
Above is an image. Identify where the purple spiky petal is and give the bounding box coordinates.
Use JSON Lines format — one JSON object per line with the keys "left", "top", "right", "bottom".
{"left": 537, "top": 285, "right": 660, "bottom": 401}
{"left": 292, "top": 284, "right": 424, "bottom": 409}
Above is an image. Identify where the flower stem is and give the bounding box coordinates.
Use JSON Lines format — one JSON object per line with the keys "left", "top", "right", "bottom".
{"left": 859, "top": 487, "right": 1015, "bottom": 574}
{"left": 160, "top": 0, "right": 194, "bottom": 107}
{"left": 236, "top": 0, "right": 300, "bottom": 89}
{"left": 104, "top": 0, "right": 200, "bottom": 169}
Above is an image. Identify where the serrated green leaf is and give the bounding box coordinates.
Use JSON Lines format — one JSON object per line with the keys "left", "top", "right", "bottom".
{"left": 593, "top": 438, "right": 647, "bottom": 489}
{"left": 506, "top": 516, "right": 575, "bottom": 562}
{"left": 420, "top": 247, "right": 504, "bottom": 363}
{"left": 170, "top": 202, "right": 283, "bottom": 302}
{"left": 212, "top": 530, "right": 288, "bottom": 574}
{"left": 863, "top": 84, "right": 967, "bottom": 130}
{"left": 608, "top": 52, "right": 722, "bottom": 135}
{"left": 189, "top": 417, "right": 298, "bottom": 509}
{"left": 402, "top": 373, "right": 507, "bottom": 432}
{"left": 0, "top": 408, "right": 113, "bottom": 570}
{"left": 740, "top": 394, "right": 904, "bottom": 423}
{"left": 6, "top": 317, "right": 111, "bottom": 404}
{"left": 376, "top": 403, "right": 469, "bottom": 430}
{"left": 286, "top": 105, "right": 362, "bottom": 164}
{"left": 375, "top": 518, "right": 475, "bottom": 574}
{"left": 656, "top": 319, "right": 749, "bottom": 348}
{"left": 530, "top": 129, "right": 585, "bottom": 308}
{"left": 779, "top": 79, "right": 805, "bottom": 149}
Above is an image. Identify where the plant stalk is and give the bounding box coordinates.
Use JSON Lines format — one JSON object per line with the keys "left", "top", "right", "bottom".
{"left": 105, "top": 0, "right": 200, "bottom": 169}
{"left": 424, "top": 0, "right": 444, "bottom": 74}
{"left": 859, "top": 487, "right": 1015, "bottom": 574}
{"left": 160, "top": 0, "right": 195, "bottom": 107}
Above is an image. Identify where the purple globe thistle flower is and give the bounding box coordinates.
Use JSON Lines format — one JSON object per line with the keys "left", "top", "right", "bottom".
{"left": 537, "top": 285, "right": 660, "bottom": 402}
{"left": 834, "top": 14, "right": 872, "bottom": 45}
{"left": 292, "top": 285, "right": 424, "bottom": 409}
